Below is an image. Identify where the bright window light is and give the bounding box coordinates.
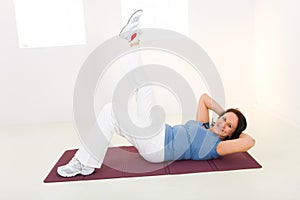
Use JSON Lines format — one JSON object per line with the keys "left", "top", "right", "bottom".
{"left": 121, "top": 0, "right": 189, "bottom": 36}
{"left": 13, "top": 0, "right": 86, "bottom": 48}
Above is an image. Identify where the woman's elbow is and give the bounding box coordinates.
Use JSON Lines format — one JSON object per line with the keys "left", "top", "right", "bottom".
{"left": 241, "top": 134, "right": 256, "bottom": 150}
{"left": 247, "top": 138, "right": 256, "bottom": 150}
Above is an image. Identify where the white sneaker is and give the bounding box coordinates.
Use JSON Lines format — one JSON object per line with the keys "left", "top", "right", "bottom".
{"left": 119, "top": 9, "right": 143, "bottom": 42}
{"left": 57, "top": 157, "right": 95, "bottom": 177}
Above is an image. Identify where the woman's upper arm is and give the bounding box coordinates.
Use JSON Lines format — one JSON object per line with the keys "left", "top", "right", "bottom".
{"left": 216, "top": 133, "right": 256, "bottom": 156}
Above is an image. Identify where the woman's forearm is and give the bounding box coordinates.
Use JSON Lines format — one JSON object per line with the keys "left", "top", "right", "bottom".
{"left": 217, "top": 133, "right": 256, "bottom": 155}
{"left": 239, "top": 133, "right": 256, "bottom": 148}
{"left": 196, "top": 93, "right": 225, "bottom": 122}
{"left": 202, "top": 93, "right": 225, "bottom": 116}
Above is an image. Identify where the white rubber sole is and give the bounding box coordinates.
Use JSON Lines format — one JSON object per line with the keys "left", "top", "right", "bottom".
{"left": 57, "top": 167, "right": 95, "bottom": 177}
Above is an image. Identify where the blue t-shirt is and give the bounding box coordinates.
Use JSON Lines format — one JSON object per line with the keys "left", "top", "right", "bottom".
{"left": 164, "top": 120, "right": 221, "bottom": 161}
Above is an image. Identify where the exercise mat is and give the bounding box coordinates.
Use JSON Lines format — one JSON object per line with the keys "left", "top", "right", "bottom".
{"left": 44, "top": 146, "right": 261, "bottom": 183}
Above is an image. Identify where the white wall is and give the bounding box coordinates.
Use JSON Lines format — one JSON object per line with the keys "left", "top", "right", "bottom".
{"left": 1, "top": 0, "right": 257, "bottom": 125}
{"left": 189, "top": 0, "right": 256, "bottom": 109}
{"left": 255, "top": 0, "right": 300, "bottom": 129}
{"left": 4, "top": 0, "right": 299, "bottom": 127}
{"left": 0, "top": 0, "right": 122, "bottom": 125}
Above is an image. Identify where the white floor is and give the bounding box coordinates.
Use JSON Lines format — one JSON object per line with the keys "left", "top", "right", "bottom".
{"left": 1, "top": 108, "right": 299, "bottom": 200}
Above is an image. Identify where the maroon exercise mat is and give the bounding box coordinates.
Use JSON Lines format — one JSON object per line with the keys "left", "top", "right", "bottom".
{"left": 44, "top": 146, "right": 262, "bottom": 183}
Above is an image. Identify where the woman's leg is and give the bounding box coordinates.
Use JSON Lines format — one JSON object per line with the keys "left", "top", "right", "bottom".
{"left": 57, "top": 103, "right": 120, "bottom": 177}
{"left": 74, "top": 103, "right": 119, "bottom": 168}
{"left": 129, "top": 85, "right": 165, "bottom": 163}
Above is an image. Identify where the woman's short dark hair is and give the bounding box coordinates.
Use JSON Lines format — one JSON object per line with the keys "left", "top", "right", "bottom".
{"left": 219, "top": 108, "right": 247, "bottom": 140}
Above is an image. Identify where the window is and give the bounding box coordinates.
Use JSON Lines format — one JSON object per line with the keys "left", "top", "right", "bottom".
{"left": 121, "top": 0, "right": 189, "bottom": 36}
{"left": 13, "top": 0, "right": 86, "bottom": 48}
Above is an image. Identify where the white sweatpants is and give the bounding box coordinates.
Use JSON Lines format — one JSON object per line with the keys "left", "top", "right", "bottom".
{"left": 75, "top": 54, "right": 165, "bottom": 168}
{"left": 75, "top": 87, "right": 165, "bottom": 168}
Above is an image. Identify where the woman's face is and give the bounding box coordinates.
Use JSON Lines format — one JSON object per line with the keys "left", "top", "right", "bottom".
{"left": 214, "top": 112, "right": 238, "bottom": 138}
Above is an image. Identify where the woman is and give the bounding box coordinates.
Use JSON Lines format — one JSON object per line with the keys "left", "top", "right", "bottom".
{"left": 57, "top": 10, "right": 255, "bottom": 177}
{"left": 57, "top": 88, "right": 255, "bottom": 177}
